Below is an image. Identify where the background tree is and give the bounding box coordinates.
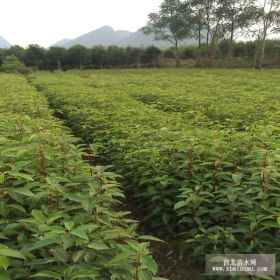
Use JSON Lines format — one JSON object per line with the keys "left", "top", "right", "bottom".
{"left": 143, "top": 0, "right": 194, "bottom": 67}
{"left": 204, "top": 0, "right": 228, "bottom": 66}
{"left": 189, "top": 0, "right": 207, "bottom": 66}
{"left": 143, "top": 46, "right": 162, "bottom": 67}
{"left": 106, "top": 46, "right": 128, "bottom": 67}
{"left": 0, "top": 49, "right": 5, "bottom": 67}
{"left": 90, "top": 46, "right": 107, "bottom": 69}
{"left": 201, "top": 0, "right": 215, "bottom": 46}
{"left": 25, "top": 44, "right": 45, "bottom": 72}
{"left": 253, "top": 0, "right": 280, "bottom": 69}
{"left": 5, "top": 45, "right": 26, "bottom": 62}
{"left": 182, "top": 46, "right": 198, "bottom": 59}
{"left": 164, "top": 48, "right": 176, "bottom": 58}
{"left": 126, "top": 47, "right": 143, "bottom": 68}
{"left": 65, "top": 45, "right": 89, "bottom": 69}
{"left": 48, "top": 46, "right": 65, "bottom": 70}
{"left": 189, "top": 0, "right": 226, "bottom": 65}
{"left": 223, "top": 0, "right": 256, "bottom": 58}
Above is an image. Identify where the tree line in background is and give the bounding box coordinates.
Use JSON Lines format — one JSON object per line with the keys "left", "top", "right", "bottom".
{"left": 2, "top": 39, "right": 280, "bottom": 72}
{"left": 0, "top": 45, "right": 164, "bottom": 72}
{"left": 144, "top": 0, "right": 280, "bottom": 69}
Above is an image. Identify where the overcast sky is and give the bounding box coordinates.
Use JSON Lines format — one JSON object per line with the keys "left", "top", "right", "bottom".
{"left": 1, "top": 0, "right": 162, "bottom": 48}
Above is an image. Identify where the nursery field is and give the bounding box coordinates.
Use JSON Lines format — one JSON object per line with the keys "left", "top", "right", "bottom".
{"left": 0, "top": 74, "right": 159, "bottom": 280}
{"left": 30, "top": 68, "right": 280, "bottom": 275}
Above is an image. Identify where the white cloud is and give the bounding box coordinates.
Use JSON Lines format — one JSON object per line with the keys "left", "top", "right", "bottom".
{"left": 2, "top": 0, "right": 162, "bottom": 47}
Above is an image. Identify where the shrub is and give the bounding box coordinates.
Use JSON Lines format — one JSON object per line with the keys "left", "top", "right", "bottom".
{"left": 1, "top": 55, "right": 25, "bottom": 73}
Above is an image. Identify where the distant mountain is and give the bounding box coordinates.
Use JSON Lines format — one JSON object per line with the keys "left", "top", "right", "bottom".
{"left": 52, "top": 39, "right": 72, "bottom": 47}
{"left": 0, "top": 36, "right": 11, "bottom": 48}
{"left": 62, "top": 26, "right": 133, "bottom": 48}
{"left": 53, "top": 26, "right": 196, "bottom": 49}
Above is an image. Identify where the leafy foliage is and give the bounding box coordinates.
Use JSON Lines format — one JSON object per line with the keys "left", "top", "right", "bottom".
{"left": 30, "top": 69, "right": 280, "bottom": 269}
{"left": 0, "top": 74, "right": 160, "bottom": 279}
{"left": 1, "top": 55, "right": 25, "bottom": 73}
{"left": 143, "top": 0, "right": 194, "bottom": 67}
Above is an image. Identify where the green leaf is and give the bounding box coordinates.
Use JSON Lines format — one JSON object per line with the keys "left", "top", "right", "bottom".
{"left": 0, "top": 271, "right": 11, "bottom": 280}
{"left": 8, "top": 204, "right": 26, "bottom": 213}
{"left": 70, "top": 270, "right": 99, "bottom": 279}
{"left": 126, "top": 240, "right": 141, "bottom": 252}
{"left": 87, "top": 240, "right": 109, "bottom": 250}
{"left": 138, "top": 269, "right": 153, "bottom": 280}
{"left": 141, "top": 255, "right": 158, "bottom": 275}
{"left": 138, "top": 235, "right": 165, "bottom": 243}
{"left": 0, "top": 201, "right": 8, "bottom": 218}
{"left": 232, "top": 174, "right": 242, "bottom": 185}
{"left": 31, "top": 210, "right": 46, "bottom": 223}
{"left": 31, "top": 271, "right": 61, "bottom": 279}
{"left": 50, "top": 248, "right": 67, "bottom": 264}
{"left": 174, "top": 201, "right": 186, "bottom": 210}
{"left": 11, "top": 188, "right": 34, "bottom": 197}
{"left": 9, "top": 172, "right": 34, "bottom": 181}
{"left": 109, "top": 252, "right": 132, "bottom": 265}
{"left": 277, "top": 217, "right": 280, "bottom": 226}
{"left": 0, "top": 256, "right": 9, "bottom": 270}
{"left": 0, "top": 174, "right": 4, "bottom": 185}
{"left": 47, "top": 212, "right": 63, "bottom": 225}
{"left": 0, "top": 248, "right": 26, "bottom": 260}
{"left": 64, "top": 221, "right": 74, "bottom": 231}
{"left": 28, "top": 238, "right": 61, "bottom": 251}
{"left": 63, "top": 235, "right": 74, "bottom": 250}
{"left": 71, "top": 227, "right": 88, "bottom": 241}
{"left": 73, "top": 250, "right": 86, "bottom": 264}
{"left": 257, "top": 276, "right": 274, "bottom": 280}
